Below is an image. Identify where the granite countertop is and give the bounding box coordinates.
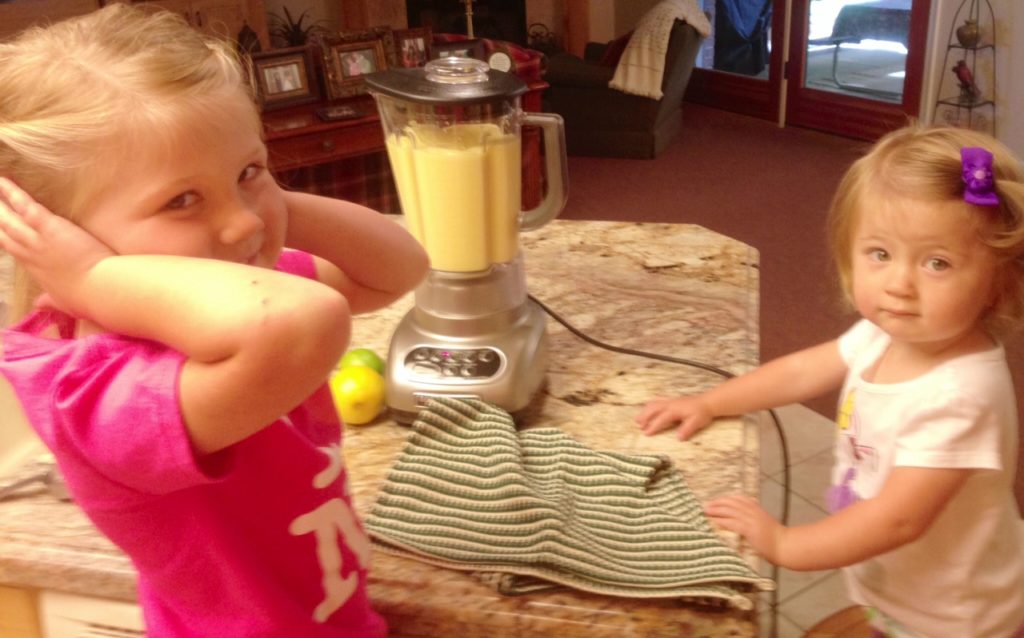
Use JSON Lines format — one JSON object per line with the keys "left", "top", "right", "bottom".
{"left": 0, "top": 219, "right": 762, "bottom": 637}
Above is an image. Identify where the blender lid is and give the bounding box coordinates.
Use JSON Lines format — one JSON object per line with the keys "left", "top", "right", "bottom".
{"left": 365, "top": 57, "right": 527, "bottom": 104}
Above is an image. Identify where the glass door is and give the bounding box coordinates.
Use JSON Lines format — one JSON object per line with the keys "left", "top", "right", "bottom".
{"left": 783, "top": 0, "right": 931, "bottom": 139}
{"left": 686, "top": 0, "right": 782, "bottom": 122}
{"left": 685, "top": 0, "right": 931, "bottom": 141}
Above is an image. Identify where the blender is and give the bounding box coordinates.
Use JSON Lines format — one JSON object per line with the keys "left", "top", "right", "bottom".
{"left": 366, "top": 57, "right": 568, "bottom": 423}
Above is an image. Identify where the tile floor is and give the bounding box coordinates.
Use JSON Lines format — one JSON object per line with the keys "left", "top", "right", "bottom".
{"left": 755, "top": 403, "right": 855, "bottom": 637}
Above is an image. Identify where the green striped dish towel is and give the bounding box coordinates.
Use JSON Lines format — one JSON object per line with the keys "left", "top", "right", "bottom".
{"left": 365, "top": 397, "right": 774, "bottom": 610}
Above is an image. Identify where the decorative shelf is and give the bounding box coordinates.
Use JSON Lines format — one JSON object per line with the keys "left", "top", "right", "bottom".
{"left": 932, "top": 0, "right": 996, "bottom": 134}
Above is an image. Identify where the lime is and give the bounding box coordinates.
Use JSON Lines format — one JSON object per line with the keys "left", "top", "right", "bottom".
{"left": 338, "top": 347, "right": 386, "bottom": 376}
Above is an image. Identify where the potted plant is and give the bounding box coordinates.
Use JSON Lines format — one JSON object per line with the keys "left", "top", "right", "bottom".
{"left": 269, "top": 6, "right": 328, "bottom": 47}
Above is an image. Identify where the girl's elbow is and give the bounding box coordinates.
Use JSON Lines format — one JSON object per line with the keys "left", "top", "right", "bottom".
{"left": 310, "top": 290, "right": 352, "bottom": 357}
{"left": 260, "top": 287, "right": 350, "bottom": 364}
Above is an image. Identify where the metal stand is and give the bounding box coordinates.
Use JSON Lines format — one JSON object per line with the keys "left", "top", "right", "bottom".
{"left": 933, "top": 0, "right": 996, "bottom": 134}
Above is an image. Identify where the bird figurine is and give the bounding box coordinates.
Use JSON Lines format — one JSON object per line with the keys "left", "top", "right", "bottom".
{"left": 952, "top": 60, "right": 980, "bottom": 101}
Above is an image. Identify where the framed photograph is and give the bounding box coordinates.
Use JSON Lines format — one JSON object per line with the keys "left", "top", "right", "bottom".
{"left": 250, "top": 46, "right": 319, "bottom": 111}
{"left": 393, "top": 27, "right": 432, "bottom": 68}
{"left": 429, "top": 38, "right": 485, "bottom": 61}
{"left": 323, "top": 38, "right": 388, "bottom": 98}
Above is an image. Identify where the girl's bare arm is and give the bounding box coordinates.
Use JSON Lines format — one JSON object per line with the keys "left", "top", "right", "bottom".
{"left": 282, "top": 191, "right": 429, "bottom": 314}
{"left": 706, "top": 466, "right": 971, "bottom": 570}
{"left": 637, "top": 339, "right": 848, "bottom": 439}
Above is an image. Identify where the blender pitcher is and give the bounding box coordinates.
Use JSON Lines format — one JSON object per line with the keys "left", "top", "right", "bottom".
{"left": 367, "top": 57, "right": 567, "bottom": 273}
{"left": 366, "top": 58, "right": 568, "bottom": 422}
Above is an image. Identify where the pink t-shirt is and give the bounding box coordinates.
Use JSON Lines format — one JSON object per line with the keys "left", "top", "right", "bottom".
{"left": 0, "top": 251, "right": 386, "bottom": 638}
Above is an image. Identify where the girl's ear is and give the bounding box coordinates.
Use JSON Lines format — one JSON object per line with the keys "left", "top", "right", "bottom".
{"left": 983, "top": 261, "right": 1015, "bottom": 332}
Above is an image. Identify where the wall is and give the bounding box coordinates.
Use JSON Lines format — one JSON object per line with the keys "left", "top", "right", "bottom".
{"left": 270, "top": 1, "right": 563, "bottom": 45}
{"left": 580, "top": 0, "right": 659, "bottom": 42}
{"left": 265, "top": 0, "right": 342, "bottom": 32}
{"left": 920, "top": 0, "right": 1020, "bottom": 156}
{"left": 527, "top": 0, "right": 563, "bottom": 37}
{"left": 1009, "top": 3, "right": 1024, "bottom": 157}
{"left": 614, "top": 0, "right": 659, "bottom": 37}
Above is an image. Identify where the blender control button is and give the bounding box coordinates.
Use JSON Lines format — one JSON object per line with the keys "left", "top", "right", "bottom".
{"left": 410, "top": 362, "right": 441, "bottom": 378}
{"left": 429, "top": 354, "right": 442, "bottom": 363}
{"left": 477, "top": 350, "right": 495, "bottom": 363}
{"left": 411, "top": 349, "right": 428, "bottom": 361}
{"left": 441, "top": 365, "right": 459, "bottom": 377}
{"left": 460, "top": 366, "right": 475, "bottom": 377}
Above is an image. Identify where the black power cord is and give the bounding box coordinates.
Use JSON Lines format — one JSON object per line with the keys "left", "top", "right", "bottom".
{"left": 529, "top": 293, "right": 791, "bottom": 638}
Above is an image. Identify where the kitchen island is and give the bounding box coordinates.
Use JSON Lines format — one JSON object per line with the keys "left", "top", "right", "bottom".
{"left": 0, "top": 219, "right": 763, "bottom": 637}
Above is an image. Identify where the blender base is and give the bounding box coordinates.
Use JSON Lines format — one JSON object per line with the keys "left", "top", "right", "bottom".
{"left": 385, "top": 299, "right": 549, "bottom": 424}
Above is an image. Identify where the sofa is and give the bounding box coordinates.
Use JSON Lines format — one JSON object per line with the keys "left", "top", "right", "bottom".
{"left": 542, "top": 19, "right": 704, "bottom": 159}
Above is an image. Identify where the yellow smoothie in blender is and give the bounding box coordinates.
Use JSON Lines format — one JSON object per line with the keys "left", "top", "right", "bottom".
{"left": 386, "top": 122, "right": 521, "bottom": 272}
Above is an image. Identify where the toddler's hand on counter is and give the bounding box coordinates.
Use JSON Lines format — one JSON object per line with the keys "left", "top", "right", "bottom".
{"left": 704, "top": 494, "right": 784, "bottom": 565}
{"left": 634, "top": 395, "right": 714, "bottom": 440}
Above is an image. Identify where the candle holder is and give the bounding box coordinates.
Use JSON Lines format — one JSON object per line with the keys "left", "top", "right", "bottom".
{"left": 463, "top": 0, "right": 475, "bottom": 38}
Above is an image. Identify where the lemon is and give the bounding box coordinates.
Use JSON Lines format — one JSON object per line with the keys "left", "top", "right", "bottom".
{"left": 329, "top": 365, "right": 385, "bottom": 425}
{"left": 338, "top": 347, "right": 386, "bottom": 376}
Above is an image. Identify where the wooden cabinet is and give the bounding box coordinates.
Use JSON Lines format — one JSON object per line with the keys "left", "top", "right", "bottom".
{"left": 261, "top": 97, "right": 385, "bottom": 173}
{"left": 0, "top": 586, "right": 42, "bottom": 638}
{"left": 135, "top": 0, "right": 270, "bottom": 50}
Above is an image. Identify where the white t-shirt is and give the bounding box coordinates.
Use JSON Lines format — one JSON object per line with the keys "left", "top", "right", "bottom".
{"left": 834, "top": 320, "right": 1024, "bottom": 638}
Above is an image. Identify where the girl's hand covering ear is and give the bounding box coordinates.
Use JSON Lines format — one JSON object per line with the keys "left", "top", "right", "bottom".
{"left": 0, "top": 177, "right": 115, "bottom": 316}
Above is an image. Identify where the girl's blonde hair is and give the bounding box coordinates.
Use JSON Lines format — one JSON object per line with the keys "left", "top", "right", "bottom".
{"left": 0, "top": 3, "right": 257, "bottom": 321}
{"left": 827, "top": 124, "right": 1024, "bottom": 336}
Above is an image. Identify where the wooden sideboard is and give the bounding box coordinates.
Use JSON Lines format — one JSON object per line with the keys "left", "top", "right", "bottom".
{"left": 262, "top": 96, "right": 385, "bottom": 173}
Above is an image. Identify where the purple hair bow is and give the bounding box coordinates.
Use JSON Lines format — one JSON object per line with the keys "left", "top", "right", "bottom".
{"left": 961, "top": 147, "right": 999, "bottom": 206}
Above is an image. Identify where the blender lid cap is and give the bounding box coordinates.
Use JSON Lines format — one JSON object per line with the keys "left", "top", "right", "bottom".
{"left": 365, "top": 57, "right": 527, "bottom": 104}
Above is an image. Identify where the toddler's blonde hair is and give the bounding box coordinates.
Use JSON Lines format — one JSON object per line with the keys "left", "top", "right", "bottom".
{"left": 0, "top": 3, "right": 257, "bottom": 321}
{"left": 827, "top": 124, "right": 1024, "bottom": 336}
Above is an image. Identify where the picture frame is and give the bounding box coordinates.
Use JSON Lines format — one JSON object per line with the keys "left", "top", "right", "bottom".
{"left": 322, "top": 37, "right": 389, "bottom": 99}
{"left": 249, "top": 46, "right": 320, "bottom": 111}
{"left": 429, "top": 38, "right": 486, "bottom": 62}
{"left": 393, "top": 27, "right": 432, "bottom": 68}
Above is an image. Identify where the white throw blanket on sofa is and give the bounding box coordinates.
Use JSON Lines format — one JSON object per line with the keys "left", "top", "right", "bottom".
{"left": 609, "top": 0, "right": 711, "bottom": 99}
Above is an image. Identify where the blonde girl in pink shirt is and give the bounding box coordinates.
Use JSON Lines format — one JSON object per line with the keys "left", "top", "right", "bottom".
{"left": 0, "top": 5, "right": 428, "bottom": 636}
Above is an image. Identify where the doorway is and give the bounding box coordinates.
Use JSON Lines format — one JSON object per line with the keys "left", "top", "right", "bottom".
{"left": 684, "top": 0, "right": 931, "bottom": 141}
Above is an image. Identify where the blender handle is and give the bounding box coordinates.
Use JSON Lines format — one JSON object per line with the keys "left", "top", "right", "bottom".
{"left": 519, "top": 112, "right": 568, "bottom": 231}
